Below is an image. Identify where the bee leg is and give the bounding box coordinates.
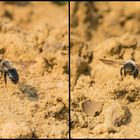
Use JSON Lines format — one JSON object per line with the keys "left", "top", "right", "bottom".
{"left": 120, "top": 67, "right": 123, "bottom": 76}
{"left": 124, "top": 71, "right": 127, "bottom": 77}
{"left": 120, "top": 67, "right": 124, "bottom": 81}
{"left": 4, "top": 71, "right": 7, "bottom": 84}
{"left": 133, "top": 69, "right": 139, "bottom": 79}
{"left": 0, "top": 70, "right": 3, "bottom": 84}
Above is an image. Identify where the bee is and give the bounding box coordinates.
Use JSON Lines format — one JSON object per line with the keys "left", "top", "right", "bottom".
{"left": 0, "top": 59, "right": 36, "bottom": 84}
{"left": 100, "top": 59, "right": 139, "bottom": 79}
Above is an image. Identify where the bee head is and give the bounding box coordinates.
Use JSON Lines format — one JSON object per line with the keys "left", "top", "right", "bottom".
{"left": 124, "top": 62, "right": 136, "bottom": 73}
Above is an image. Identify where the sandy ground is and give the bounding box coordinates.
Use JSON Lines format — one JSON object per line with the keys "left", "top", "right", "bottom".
{"left": 70, "top": 2, "right": 140, "bottom": 138}
{"left": 0, "top": 2, "right": 68, "bottom": 139}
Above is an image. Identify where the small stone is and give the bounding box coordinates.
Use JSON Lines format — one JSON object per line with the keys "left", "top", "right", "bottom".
{"left": 81, "top": 100, "right": 103, "bottom": 116}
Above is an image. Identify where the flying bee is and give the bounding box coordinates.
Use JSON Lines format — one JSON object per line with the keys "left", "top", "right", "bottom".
{"left": 100, "top": 58, "right": 139, "bottom": 79}
{"left": 0, "top": 59, "right": 36, "bottom": 84}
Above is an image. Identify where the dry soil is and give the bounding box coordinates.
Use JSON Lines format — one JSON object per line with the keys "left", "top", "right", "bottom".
{"left": 70, "top": 1, "right": 140, "bottom": 138}
{"left": 0, "top": 2, "right": 68, "bottom": 139}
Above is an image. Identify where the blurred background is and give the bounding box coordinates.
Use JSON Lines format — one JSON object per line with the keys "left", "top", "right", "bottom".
{"left": 70, "top": 2, "right": 140, "bottom": 139}
{"left": 0, "top": 1, "right": 68, "bottom": 139}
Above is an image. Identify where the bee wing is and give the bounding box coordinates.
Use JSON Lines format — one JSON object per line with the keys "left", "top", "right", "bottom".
{"left": 99, "top": 59, "right": 124, "bottom": 67}
{"left": 11, "top": 60, "right": 37, "bottom": 69}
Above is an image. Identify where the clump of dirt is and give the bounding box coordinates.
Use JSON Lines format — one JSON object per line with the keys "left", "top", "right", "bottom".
{"left": 0, "top": 2, "right": 68, "bottom": 139}
{"left": 70, "top": 36, "right": 93, "bottom": 90}
{"left": 71, "top": 2, "right": 140, "bottom": 138}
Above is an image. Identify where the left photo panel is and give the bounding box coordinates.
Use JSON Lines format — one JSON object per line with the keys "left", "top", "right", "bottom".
{"left": 0, "top": 1, "right": 69, "bottom": 139}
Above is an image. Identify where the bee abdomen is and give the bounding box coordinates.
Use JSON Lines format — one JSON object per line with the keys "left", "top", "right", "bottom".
{"left": 7, "top": 68, "right": 19, "bottom": 84}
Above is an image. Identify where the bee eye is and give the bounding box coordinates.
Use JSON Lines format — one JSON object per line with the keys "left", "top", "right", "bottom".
{"left": 2, "top": 60, "right": 9, "bottom": 67}
{"left": 2, "top": 62, "right": 5, "bottom": 66}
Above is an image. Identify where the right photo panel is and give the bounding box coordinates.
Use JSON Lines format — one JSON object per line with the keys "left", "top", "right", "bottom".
{"left": 70, "top": 1, "right": 140, "bottom": 138}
